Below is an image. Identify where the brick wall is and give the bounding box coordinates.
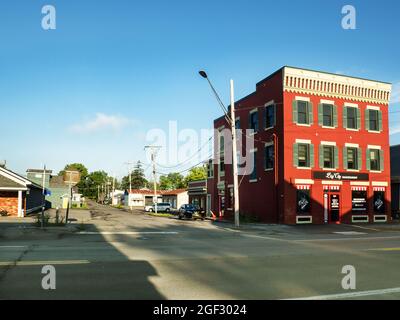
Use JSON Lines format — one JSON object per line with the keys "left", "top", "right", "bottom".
{"left": 0, "top": 191, "right": 18, "bottom": 216}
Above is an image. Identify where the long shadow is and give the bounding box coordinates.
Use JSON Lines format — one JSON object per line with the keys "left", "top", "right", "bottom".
{"left": 0, "top": 219, "right": 165, "bottom": 300}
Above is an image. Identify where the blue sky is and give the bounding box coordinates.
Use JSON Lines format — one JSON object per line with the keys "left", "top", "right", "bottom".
{"left": 0, "top": 0, "right": 399, "bottom": 179}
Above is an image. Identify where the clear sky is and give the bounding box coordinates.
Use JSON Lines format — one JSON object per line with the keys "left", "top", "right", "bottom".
{"left": 0, "top": 0, "right": 399, "bottom": 179}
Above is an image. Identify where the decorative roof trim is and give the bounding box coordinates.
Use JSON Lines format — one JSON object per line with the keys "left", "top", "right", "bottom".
{"left": 283, "top": 67, "right": 392, "bottom": 105}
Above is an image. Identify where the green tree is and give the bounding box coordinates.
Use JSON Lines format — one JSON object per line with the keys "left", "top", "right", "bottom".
{"left": 82, "top": 170, "right": 109, "bottom": 198}
{"left": 121, "top": 161, "right": 148, "bottom": 190}
{"left": 159, "top": 172, "right": 185, "bottom": 190}
{"left": 184, "top": 166, "right": 207, "bottom": 185}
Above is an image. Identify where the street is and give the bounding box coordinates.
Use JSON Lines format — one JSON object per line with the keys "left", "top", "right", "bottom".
{"left": 1, "top": 202, "right": 400, "bottom": 300}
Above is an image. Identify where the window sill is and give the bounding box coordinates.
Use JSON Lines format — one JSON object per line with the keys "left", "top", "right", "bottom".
{"left": 321, "top": 126, "right": 336, "bottom": 129}
{"left": 296, "top": 123, "right": 312, "bottom": 127}
{"left": 249, "top": 179, "right": 258, "bottom": 183}
{"left": 346, "top": 128, "right": 360, "bottom": 132}
{"left": 322, "top": 168, "right": 337, "bottom": 171}
{"left": 264, "top": 168, "right": 274, "bottom": 172}
{"left": 296, "top": 167, "right": 312, "bottom": 170}
{"left": 346, "top": 169, "right": 360, "bottom": 172}
{"left": 264, "top": 126, "right": 275, "bottom": 131}
{"left": 368, "top": 130, "right": 381, "bottom": 134}
{"left": 370, "top": 170, "right": 382, "bottom": 173}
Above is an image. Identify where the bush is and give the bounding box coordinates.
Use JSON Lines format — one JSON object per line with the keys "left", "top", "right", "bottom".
{"left": 35, "top": 213, "right": 51, "bottom": 226}
{"left": 0, "top": 210, "right": 8, "bottom": 217}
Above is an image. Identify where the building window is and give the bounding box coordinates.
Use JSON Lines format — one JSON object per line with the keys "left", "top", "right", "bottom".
{"left": 219, "top": 157, "right": 225, "bottom": 173}
{"left": 366, "top": 109, "right": 382, "bottom": 132}
{"left": 298, "top": 144, "right": 310, "bottom": 167}
{"left": 235, "top": 118, "right": 240, "bottom": 129}
{"left": 373, "top": 191, "right": 385, "bottom": 214}
{"left": 297, "top": 101, "right": 309, "bottom": 124}
{"left": 352, "top": 191, "right": 368, "bottom": 213}
{"left": 345, "top": 107, "right": 359, "bottom": 129}
{"left": 369, "top": 109, "right": 379, "bottom": 131}
{"left": 346, "top": 147, "right": 359, "bottom": 170}
{"left": 297, "top": 189, "right": 311, "bottom": 214}
{"left": 219, "top": 133, "right": 225, "bottom": 174}
{"left": 207, "top": 160, "right": 214, "bottom": 178}
{"left": 293, "top": 100, "right": 313, "bottom": 125}
{"left": 265, "top": 144, "right": 274, "bottom": 170}
{"left": 319, "top": 145, "right": 338, "bottom": 169}
{"left": 368, "top": 149, "right": 381, "bottom": 171}
{"left": 249, "top": 111, "right": 259, "bottom": 132}
{"left": 250, "top": 150, "right": 257, "bottom": 181}
{"left": 323, "top": 104, "right": 333, "bottom": 127}
{"left": 265, "top": 104, "right": 275, "bottom": 129}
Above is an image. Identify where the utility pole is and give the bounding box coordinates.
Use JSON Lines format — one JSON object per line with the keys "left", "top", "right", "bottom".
{"left": 112, "top": 174, "right": 115, "bottom": 206}
{"left": 199, "top": 71, "right": 240, "bottom": 228}
{"left": 230, "top": 80, "right": 240, "bottom": 228}
{"left": 41, "top": 165, "right": 47, "bottom": 229}
{"left": 124, "top": 162, "right": 134, "bottom": 211}
{"left": 144, "top": 146, "right": 162, "bottom": 215}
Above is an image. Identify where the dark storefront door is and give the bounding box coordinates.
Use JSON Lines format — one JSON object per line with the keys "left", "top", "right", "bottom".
{"left": 329, "top": 193, "right": 340, "bottom": 223}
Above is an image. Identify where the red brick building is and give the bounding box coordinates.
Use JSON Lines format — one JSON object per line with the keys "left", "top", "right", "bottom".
{"left": 207, "top": 66, "right": 392, "bottom": 225}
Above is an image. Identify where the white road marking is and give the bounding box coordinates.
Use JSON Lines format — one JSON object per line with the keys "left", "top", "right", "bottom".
{"left": 295, "top": 235, "right": 400, "bottom": 242}
{"left": 344, "top": 224, "right": 381, "bottom": 232}
{"left": 0, "top": 246, "right": 28, "bottom": 249}
{"left": 333, "top": 231, "right": 367, "bottom": 235}
{"left": 365, "top": 247, "right": 400, "bottom": 252}
{"left": 242, "top": 233, "right": 400, "bottom": 243}
{"left": 286, "top": 287, "right": 400, "bottom": 300}
{"left": 78, "top": 231, "right": 179, "bottom": 235}
{"left": 0, "top": 260, "right": 90, "bottom": 266}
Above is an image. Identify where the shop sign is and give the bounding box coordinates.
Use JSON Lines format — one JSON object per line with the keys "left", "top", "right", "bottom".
{"left": 313, "top": 171, "right": 369, "bottom": 181}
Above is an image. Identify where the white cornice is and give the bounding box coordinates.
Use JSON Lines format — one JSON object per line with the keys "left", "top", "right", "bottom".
{"left": 283, "top": 67, "right": 392, "bottom": 105}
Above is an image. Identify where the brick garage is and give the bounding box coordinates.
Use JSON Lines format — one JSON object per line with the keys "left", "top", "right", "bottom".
{"left": 0, "top": 191, "right": 18, "bottom": 216}
{"left": 0, "top": 166, "right": 45, "bottom": 217}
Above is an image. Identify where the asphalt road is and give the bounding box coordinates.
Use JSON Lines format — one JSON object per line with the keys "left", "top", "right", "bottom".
{"left": 1, "top": 202, "right": 400, "bottom": 300}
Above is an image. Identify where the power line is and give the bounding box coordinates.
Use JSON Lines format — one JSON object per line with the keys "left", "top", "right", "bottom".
{"left": 156, "top": 136, "right": 213, "bottom": 169}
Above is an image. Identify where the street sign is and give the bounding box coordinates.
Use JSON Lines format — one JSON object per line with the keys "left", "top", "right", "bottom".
{"left": 63, "top": 170, "right": 80, "bottom": 186}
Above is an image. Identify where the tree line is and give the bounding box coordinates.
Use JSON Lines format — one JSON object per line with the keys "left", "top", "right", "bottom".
{"left": 59, "top": 161, "right": 207, "bottom": 199}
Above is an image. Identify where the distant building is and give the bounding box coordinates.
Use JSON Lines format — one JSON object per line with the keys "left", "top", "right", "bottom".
{"left": 188, "top": 180, "right": 208, "bottom": 213}
{"left": 26, "top": 169, "right": 71, "bottom": 209}
{"left": 124, "top": 189, "right": 162, "bottom": 208}
{"left": 109, "top": 190, "right": 125, "bottom": 206}
{"left": 0, "top": 166, "right": 45, "bottom": 217}
{"left": 161, "top": 189, "right": 188, "bottom": 209}
{"left": 391, "top": 145, "right": 400, "bottom": 218}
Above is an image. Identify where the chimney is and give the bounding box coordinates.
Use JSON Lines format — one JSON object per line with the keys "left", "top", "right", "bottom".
{"left": 0, "top": 160, "right": 6, "bottom": 168}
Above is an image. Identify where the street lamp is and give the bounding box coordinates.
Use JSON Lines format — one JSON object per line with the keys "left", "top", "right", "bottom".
{"left": 199, "top": 70, "right": 240, "bottom": 228}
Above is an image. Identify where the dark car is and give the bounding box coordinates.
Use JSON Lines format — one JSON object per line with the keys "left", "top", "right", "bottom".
{"left": 178, "top": 204, "right": 204, "bottom": 220}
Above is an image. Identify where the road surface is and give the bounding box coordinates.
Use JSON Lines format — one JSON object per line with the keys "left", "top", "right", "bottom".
{"left": 1, "top": 202, "right": 400, "bottom": 300}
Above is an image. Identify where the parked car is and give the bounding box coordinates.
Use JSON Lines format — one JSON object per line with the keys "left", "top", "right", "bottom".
{"left": 145, "top": 202, "right": 172, "bottom": 213}
{"left": 178, "top": 204, "right": 204, "bottom": 220}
